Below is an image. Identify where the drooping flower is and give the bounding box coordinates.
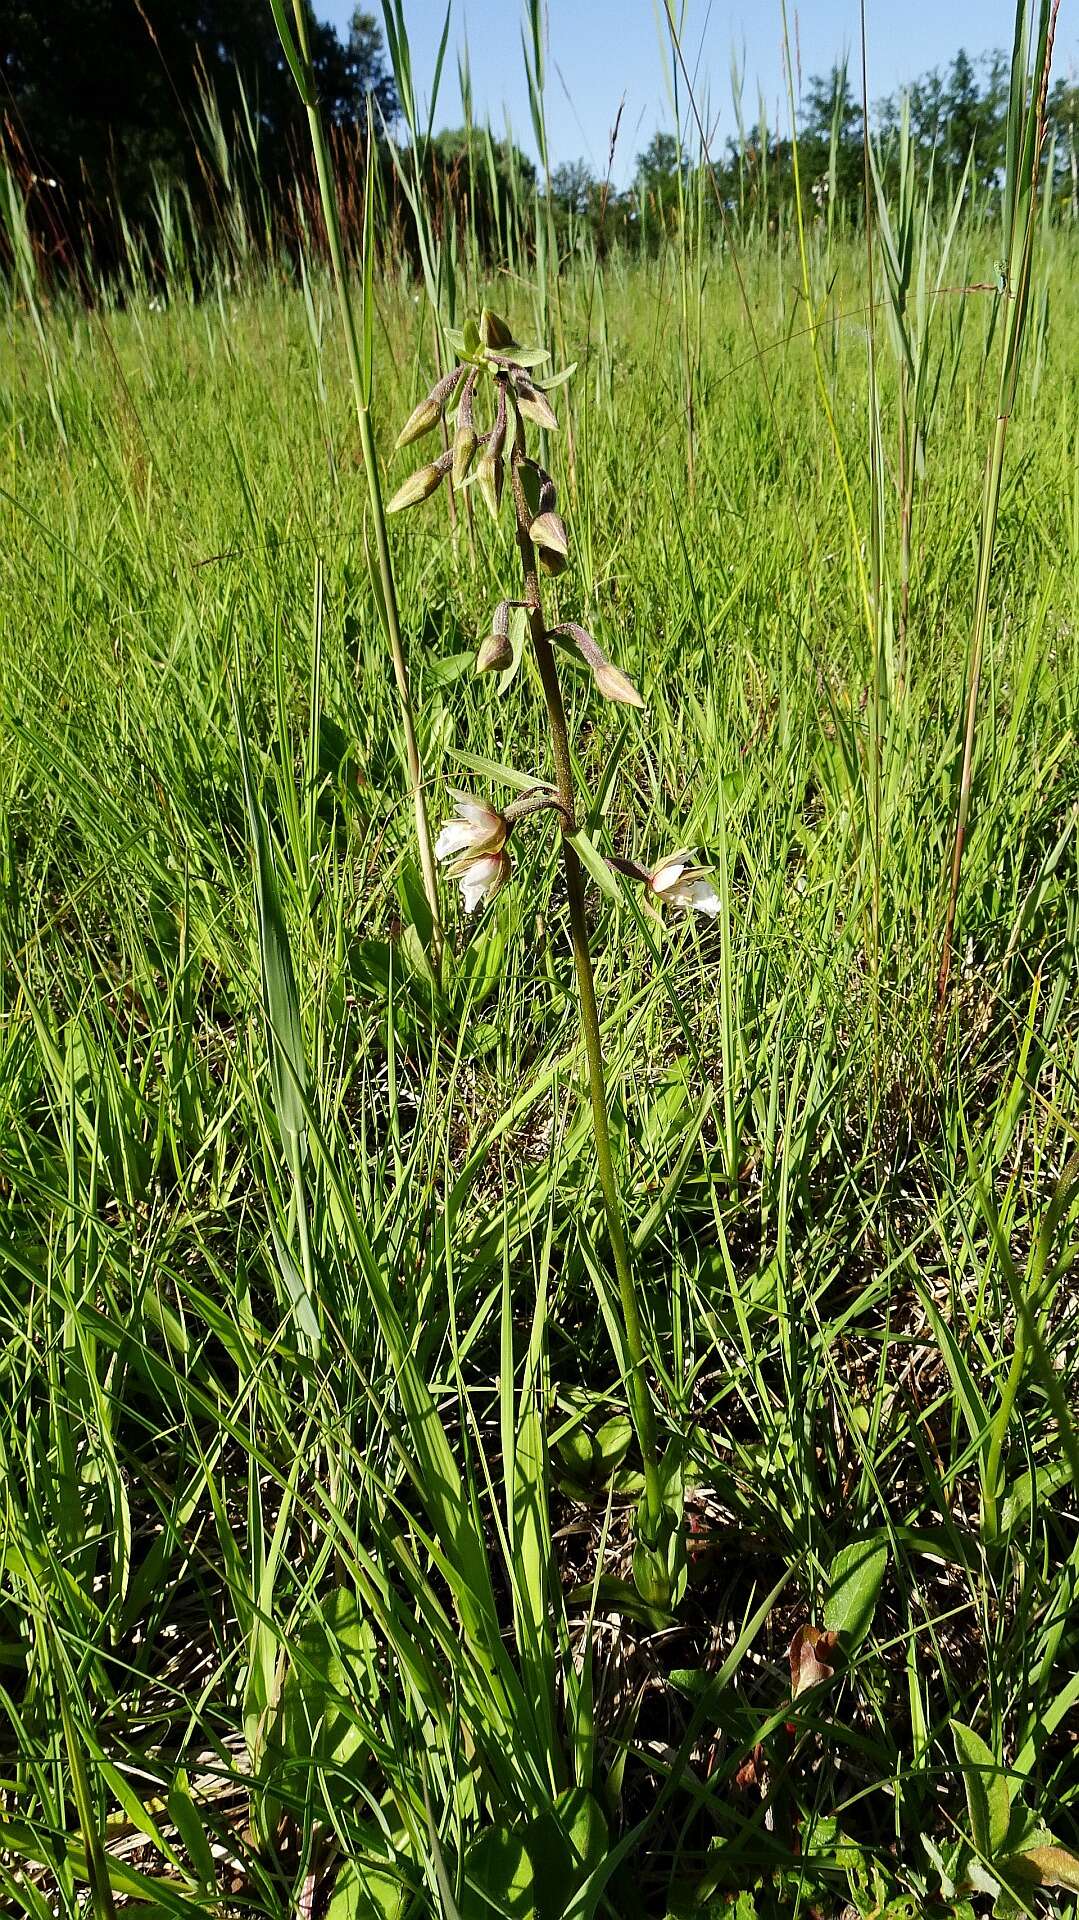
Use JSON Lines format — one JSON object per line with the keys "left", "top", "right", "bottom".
{"left": 647, "top": 854, "right": 720, "bottom": 917}
{"left": 435, "top": 796, "right": 512, "bottom": 913}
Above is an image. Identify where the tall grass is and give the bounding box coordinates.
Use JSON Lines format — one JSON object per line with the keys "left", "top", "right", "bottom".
{"left": 0, "top": 6, "right": 1077, "bottom": 1915}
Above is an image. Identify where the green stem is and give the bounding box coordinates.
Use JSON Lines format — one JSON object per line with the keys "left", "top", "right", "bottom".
{"left": 509, "top": 435, "right": 663, "bottom": 1538}
{"left": 937, "top": 408, "right": 1009, "bottom": 1008}
{"left": 285, "top": 0, "right": 442, "bottom": 971}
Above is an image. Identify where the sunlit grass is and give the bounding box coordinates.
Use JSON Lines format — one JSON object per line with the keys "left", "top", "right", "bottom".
{"left": 0, "top": 130, "right": 1077, "bottom": 1918}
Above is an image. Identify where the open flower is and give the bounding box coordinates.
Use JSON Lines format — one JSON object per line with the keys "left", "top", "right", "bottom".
{"left": 648, "top": 854, "right": 720, "bottom": 917}
{"left": 608, "top": 849, "right": 720, "bottom": 918}
{"left": 435, "top": 795, "right": 512, "bottom": 913}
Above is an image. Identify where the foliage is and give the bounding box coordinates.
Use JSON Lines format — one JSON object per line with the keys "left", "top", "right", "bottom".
{"left": 0, "top": 2, "right": 1078, "bottom": 1916}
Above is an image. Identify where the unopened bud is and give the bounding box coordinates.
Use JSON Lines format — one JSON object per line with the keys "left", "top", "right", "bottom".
{"left": 479, "top": 306, "right": 515, "bottom": 350}
{"left": 386, "top": 456, "right": 449, "bottom": 513}
{"left": 549, "top": 620, "right": 646, "bottom": 711}
{"left": 476, "top": 378, "right": 508, "bottom": 519}
{"left": 476, "top": 447, "right": 504, "bottom": 519}
{"left": 394, "top": 365, "right": 464, "bottom": 449}
{"left": 594, "top": 659, "right": 645, "bottom": 708}
{"left": 529, "top": 510, "right": 568, "bottom": 558}
{"left": 476, "top": 599, "right": 514, "bottom": 671}
{"left": 394, "top": 395, "right": 441, "bottom": 451}
{"left": 476, "top": 630, "right": 513, "bottom": 672}
{"left": 513, "top": 376, "right": 559, "bottom": 432}
{"left": 451, "top": 370, "right": 478, "bottom": 486}
{"left": 452, "top": 421, "right": 477, "bottom": 487}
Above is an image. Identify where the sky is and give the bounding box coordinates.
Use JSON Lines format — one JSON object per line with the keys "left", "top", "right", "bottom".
{"left": 323, "top": 1, "right": 1077, "bottom": 187}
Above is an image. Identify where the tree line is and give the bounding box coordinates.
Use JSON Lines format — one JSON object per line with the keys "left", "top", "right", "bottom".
{"left": 2, "top": 3, "right": 1077, "bottom": 284}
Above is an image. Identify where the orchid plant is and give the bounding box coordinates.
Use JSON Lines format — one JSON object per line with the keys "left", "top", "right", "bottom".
{"left": 388, "top": 306, "right": 718, "bottom": 1603}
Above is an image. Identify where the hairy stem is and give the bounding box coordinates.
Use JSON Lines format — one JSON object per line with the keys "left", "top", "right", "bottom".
{"left": 509, "top": 425, "right": 663, "bottom": 1538}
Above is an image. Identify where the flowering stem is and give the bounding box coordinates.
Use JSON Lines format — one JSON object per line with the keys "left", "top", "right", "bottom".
{"left": 510, "top": 437, "right": 664, "bottom": 1542}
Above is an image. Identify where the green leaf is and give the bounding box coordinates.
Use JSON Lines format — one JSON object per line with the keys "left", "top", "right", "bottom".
{"left": 951, "top": 1720, "right": 1012, "bottom": 1860}
{"left": 326, "top": 1854, "right": 409, "bottom": 1920}
{"left": 529, "top": 1790, "right": 608, "bottom": 1920}
{"left": 568, "top": 828, "right": 620, "bottom": 900}
{"left": 593, "top": 1416, "right": 633, "bottom": 1473}
{"left": 460, "top": 1827, "right": 536, "bottom": 1919}
{"left": 279, "top": 1586, "right": 372, "bottom": 1776}
{"left": 824, "top": 1536, "right": 888, "bottom": 1649}
{"left": 1004, "top": 1844, "right": 1079, "bottom": 1892}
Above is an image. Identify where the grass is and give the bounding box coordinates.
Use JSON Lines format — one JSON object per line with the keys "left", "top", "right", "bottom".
{"left": 1, "top": 117, "right": 1078, "bottom": 1919}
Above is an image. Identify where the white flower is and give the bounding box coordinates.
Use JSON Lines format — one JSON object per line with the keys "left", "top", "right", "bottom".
{"left": 435, "top": 795, "right": 511, "bottom": 913}
{"left": 647, "top": 853, "right": 720, "bottom": 918}
{"left": 455, "top": 848, "right": 511, "bottom": 913}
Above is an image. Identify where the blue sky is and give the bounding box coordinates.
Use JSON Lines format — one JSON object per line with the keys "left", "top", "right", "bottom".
{"left": 323, "top": 2, "right": 1077, "bottom": 186}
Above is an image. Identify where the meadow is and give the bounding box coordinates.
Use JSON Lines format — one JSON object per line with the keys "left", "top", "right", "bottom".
{"left": 1, "top": 9, "right": 1078, "bottom": 1914}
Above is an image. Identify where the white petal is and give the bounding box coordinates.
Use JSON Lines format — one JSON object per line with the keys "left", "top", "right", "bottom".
{"left": 681, "top": 879, "right": 720, "bottom": 916}
{"left": 650, "top": 860, "right": 687, "bottom": 895}
{"left": 459, "top": 871, "right": 489, "bottom": 913}
{"left": 455, "top": 797, "right": 500, "bottom": 829}
{"left": 436, "top": 821, "right": 475, "bottom": 861}
{"left": 458, "top": 852, "right": 504, "bottom": 913}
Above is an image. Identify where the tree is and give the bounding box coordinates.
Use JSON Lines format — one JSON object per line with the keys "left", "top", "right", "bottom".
{"left": 1, "top": 0, "right": 394, "bottom": 265}
{"left": 799, "top": 63, "right": 864, "bottom": 208}
{"left": 551, "top": 159, "right": 595, "bottom": 217}
{"left": 635, "top": 131, "right": 683, "bottom": 192}
{"left": 345, "top": 9, "right": 397, "bottom": 125}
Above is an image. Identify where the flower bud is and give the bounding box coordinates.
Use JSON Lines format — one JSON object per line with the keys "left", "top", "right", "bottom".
{"left": 476, "top": 447, "right": 504, "bottom": 518}
{"left": 529, "top": 510, "right": 568, "bottom": 558}
{"left": 476, "top": 598, "right": 514, "bottom": 672}
{"left": 476, "top": 377, "right": 507, "bottom": 519}
{"left": 476, "top": 629, "right": 513, "bottom": 672}
{"left": 548, "top": 621, "right": 645, "bottom": 710}
{"left": 513, "top": 375, "right": 559, "bottom": 432}
{"left": 451, "top": 370, "right": 479, "bottom": 487}
{"left": 394, "top": 365, "right": 464, "bottom": 449}
{"left": 479, "top": 306, "right": 515, "bottom": 350}
{"left": 452, "top": 420, "right": 477, "bottom": 487}
{"left": 386, "top": 456, "right": 449, "bottom": 513}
